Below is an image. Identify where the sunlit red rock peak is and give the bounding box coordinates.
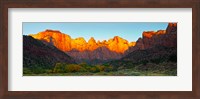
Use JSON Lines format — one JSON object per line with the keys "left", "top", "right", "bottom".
{"left": 29, "top": 30, "right": 136, "bottom": 53}
{"left": 142, "top": 30, "right": 166, "bottom": 38}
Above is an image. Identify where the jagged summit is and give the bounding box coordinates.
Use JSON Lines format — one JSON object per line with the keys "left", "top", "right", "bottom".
{"left": 88, "top": 37, "right": 96, "bottom": 43}
{"left": 44, "top": 29, "right": 61, "bottom": 33}
{"left": 125, "top": 22, "right": 177, "bottom": 55}
{"left": 29, "top": 30, "right": 136, "bottom": 53}
{"left": 142, "top": 30, "right": 166, "bottom": 38}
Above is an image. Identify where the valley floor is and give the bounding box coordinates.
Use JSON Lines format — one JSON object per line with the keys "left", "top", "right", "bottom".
{"left": 24, "top": 69, "right": 176, "bottom": 76}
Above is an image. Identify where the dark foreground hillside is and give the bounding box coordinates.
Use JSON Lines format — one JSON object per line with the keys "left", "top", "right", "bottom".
{"left": 23, "top": 36, "right": 75, "bottom": 74}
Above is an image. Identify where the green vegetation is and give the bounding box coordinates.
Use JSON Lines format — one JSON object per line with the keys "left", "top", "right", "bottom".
{"left": 23, "top": 61, "right": 177, "bottom": 76}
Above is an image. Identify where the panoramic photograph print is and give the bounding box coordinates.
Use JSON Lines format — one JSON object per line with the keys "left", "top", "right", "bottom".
{"left": 23, "top": 22, "right": 177, "bottom": 76}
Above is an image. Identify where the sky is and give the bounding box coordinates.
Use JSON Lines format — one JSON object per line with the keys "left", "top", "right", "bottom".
{"left": 23, "top": 22, "right": 168, "bottom": 42}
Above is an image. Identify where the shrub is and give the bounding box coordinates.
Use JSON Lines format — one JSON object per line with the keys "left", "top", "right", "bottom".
{"left": 23, "top": 68, "right": 32, "bottom": 74}
{"left": 103, "top": 63, "right": 110, "bottom": 67}
{"left": 104, "top": 66, "right": 113, "bottom": 72}
{"left": 31, "top": 66, "right": 45, "bottom": 74}
{"left": 65, "top": 64, "right": 81, "bottom": 72}
{"left": 168, "top": 54, "right": 177, "bottom": 62}
{"left": 89, "top": 67, "right": 100, "bottom": 73}
{"left": 96, "top": 65, "right": 105, "bottom": 71}
{"left": 45, "top": 69, "right": 53, "bottom": 74}
{"left": 79, "top": 67, "right": 87, "bottom": 72}
{"left": 53, "top": 63, "right": 65, "bottom": 73}
{"left": 141, "top": 60, "right": 148, "bottom": 65}
{"left": 117, "top": 66, "right": 124, "bottom": 70}
{"left": 79, "top": 62, "right": 87, "bottom": 67}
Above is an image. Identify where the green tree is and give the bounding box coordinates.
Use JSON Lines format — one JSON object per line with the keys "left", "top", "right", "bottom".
{"left": 96, "top": 65, "right": 105, "bottom": 72}
{"left": 23, "top": 68, "right": 32, "bottom": 74}
{"left": 45, "top": 69, "right": 53, "bottom": 74}
{"left": 104, "top": 66, "right": 113, "bottom": 72}
{"left": 89, "top": 67, "right": 100, "bottom": 73}
{"left": 53, "top": 63, "right": 65, "bottom": 73}
{"left": 65, "top": 64, "right": 81, "bottom": 72}
{"left": 31, "top": 66, "right": 45, "bottom": 74}
{"left": 79, "top": 62, "right": 87, "bottom": 67}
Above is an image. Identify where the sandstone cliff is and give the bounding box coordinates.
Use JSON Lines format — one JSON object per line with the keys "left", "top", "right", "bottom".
{"left": 125, "top": 23, "right": 177, "bottom": 55}
{"left": 30, "top": 30, "right": 135, "bottom": 54}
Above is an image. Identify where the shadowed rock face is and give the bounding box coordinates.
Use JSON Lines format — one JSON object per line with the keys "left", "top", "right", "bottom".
{"left": 66, "top": 46, "right": 122, "bottom": 60}
{"left": 125, "top": 23, "right": 177, "bottom": 55}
